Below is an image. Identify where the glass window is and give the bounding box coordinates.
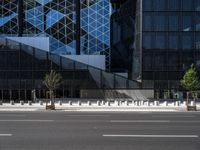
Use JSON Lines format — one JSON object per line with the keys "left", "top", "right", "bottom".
{"left": 195, "top": 0, "right": 200, "bottom": 11}
{"left": 154, "top": 33, "right": 166, "bottom": 49}
{"left": 168, "top": 0, "right": 181, "bottom": 11}
{"left": 169, "top": 15, "right": 179, "bottom": 31}
{"left": 182, "top": 15, "right": 193, "bottom": 31}
{"left": 181, "top": 33, "right": 194, "bottom": 50}
{"left": 153, "top": 0, "right": 166, "bottom": 11}
{"left": 143, "top": 0, "right": 153, "bottom": 11}
{"left": 154, "top": 14, "right": 167, "bottom": 31}
{"left": 195, "top": 33, "right": 200, "bottom": 49}
{"left": 195, "top": 13, "right": 200, "bottom": 31}
{"left": 143, "top": 14, "right": 152, "bottom": 31}
{"left": 182, "top": 0, "right": 193, "bottom": 11}
{"left": 169, "top": 33, "right": 179, "bottom": 50}
{"left": 143, "top": 33, "right": 153, "bottom": 49}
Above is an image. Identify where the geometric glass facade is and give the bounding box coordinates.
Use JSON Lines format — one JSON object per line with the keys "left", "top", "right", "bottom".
{"left": 140, "top": 0, "right": 200, "bottom": 98}
{"left": 0, "top": 0, "right": 111, "bottom": 68}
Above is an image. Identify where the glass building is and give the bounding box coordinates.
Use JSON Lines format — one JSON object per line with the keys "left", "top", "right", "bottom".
{"left": 0, "top": 0, "right": 142, "bottom": 101}
{"left": 110, "top": 0, "right": 137, "bottom": 78}
{"left": 0, "top": 0, "right": 110, "bottom": 67}
{"left": 135, "top": 0, "right": 200, "bottom": 99}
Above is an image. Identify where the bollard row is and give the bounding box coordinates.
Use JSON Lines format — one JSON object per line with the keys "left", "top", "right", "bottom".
{"left": 0, "top": 100, "right": 198, "bottom": 107}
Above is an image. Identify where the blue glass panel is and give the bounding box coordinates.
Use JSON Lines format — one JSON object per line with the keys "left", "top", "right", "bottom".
{"left": 46, "top": 10, "right": 65, "bottom": 29}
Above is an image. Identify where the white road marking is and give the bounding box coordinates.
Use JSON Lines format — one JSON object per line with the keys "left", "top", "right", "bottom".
{"left": 103, "top": 134, "right": 199, "bottom": 138}
{"left": 0, "top": 120, "right": 54, "bottom": 122}
{"left": 0, "top": 114, "right": 27, "bottom": 117}
{"left": 110, "top": 120, "right": 170, "bottom": 123}
{"left": 66, "top": 115, "right": 110, "bottom": 117}
{"left": 0, "top": 134, "right": 12, "bottom": 137}
{"left": 152, "top": 115, "right": 195, "bottom": 118}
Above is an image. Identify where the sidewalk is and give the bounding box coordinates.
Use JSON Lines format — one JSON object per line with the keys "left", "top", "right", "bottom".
{"left": 0, "top": 103, "right": 197, "bottom": 112}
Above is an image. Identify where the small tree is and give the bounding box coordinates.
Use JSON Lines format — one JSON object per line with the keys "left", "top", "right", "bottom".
{"left": 181, "top": 64, "right": 199, "bottom": 110}
{"left": 180, "top": 64, "right": 199, "bottom": 91}
{"left": 43, "top": 70, "right": 62, "bottom": 107}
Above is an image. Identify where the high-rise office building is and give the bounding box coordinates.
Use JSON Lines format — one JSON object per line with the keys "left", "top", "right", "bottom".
{"left": 135, "top": 0, "right": 200, "bottom": 98}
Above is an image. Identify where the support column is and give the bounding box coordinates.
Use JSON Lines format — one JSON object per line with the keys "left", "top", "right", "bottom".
{"left": 76, "top": 0, "right": 81, "bottom": 55}
{"left": 18, "top": 0, "right": 24, "bottom": 36}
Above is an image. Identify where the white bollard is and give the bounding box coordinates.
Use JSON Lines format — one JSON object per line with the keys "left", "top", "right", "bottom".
{"left": 163, "top": 101, "right": 168, "bottom": 106}
{"left": 87, "top": 101, "right": 91, "bottom": 106}
{"left": 10, "top": 100, "right": 14, "bottom": 105}
{"left": 68, "top": 101, "right": 72, "bottom": 106}
{"left": 191, "top": 101, "right": 195, "bottom": 106}
{"left": 115, "top": 101, "right": 120, "bottom": 106}
{"left": 58, "top": 101, "right": 62, "bottom": 106}
{"left": 28, "top": 101, "right": 32, "bottom": 105}
{"left": 39, "top": 101, "right": 43, "bottom": 105}
{"left": 97, "top": 101, "right": 101, "bottom": 106}
{"left": 175, "top": 101, "right": 180, "bottom": 106}
{"left": 154, "top": 101, "right": 159, "bottom": 106}
{"left": 146, "top": 101, "right": 150, "bottom": 106}
{"left": 77, "top": 101, "right": 81, "bottom": 106}
{"left": 136, "top": 101, "right": 140, "bottom": 106}
{"left": 107, "top": 101, "right": 111, "bottom": 106}
{"left": 20, "top": 101, "right": 24, "bottom": 105}
{"left": 101, "top": 101, "right": 105, "bottom": 106}
{"left": 183, "top": 101, "right": 187, "bottom": 106}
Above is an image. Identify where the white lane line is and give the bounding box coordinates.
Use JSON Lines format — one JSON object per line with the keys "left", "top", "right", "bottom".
{"left": 110, "top": 120, "right": 170, "bottom": 123}
{"left": 103, "top": 134, "right": 199, "bottom": 138}
{"left": 66, "top": 115, "right": 110, "bottom": 117}
{"left": 0, "top": 134, "right": 12, "bottom": 137}
{"left": 152, "top": 115, "right": 195, "bottom": 118}
{"left": 0, "top": 120, "right": 54, "bottom": 122}
{"left": 0, "top": 114, "right": 27, "bottom": 117}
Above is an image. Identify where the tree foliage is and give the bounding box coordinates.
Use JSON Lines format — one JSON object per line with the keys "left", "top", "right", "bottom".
{"left": 180, "top": 64, "right": 199, "bottom": 91}
{"left": 43, "top": 70, "right": 62, "bottom": 101}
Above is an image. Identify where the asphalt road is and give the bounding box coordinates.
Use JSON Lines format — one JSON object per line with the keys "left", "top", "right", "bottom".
{"left": 0, "top": 111, "right": 200, "bottom": 150}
